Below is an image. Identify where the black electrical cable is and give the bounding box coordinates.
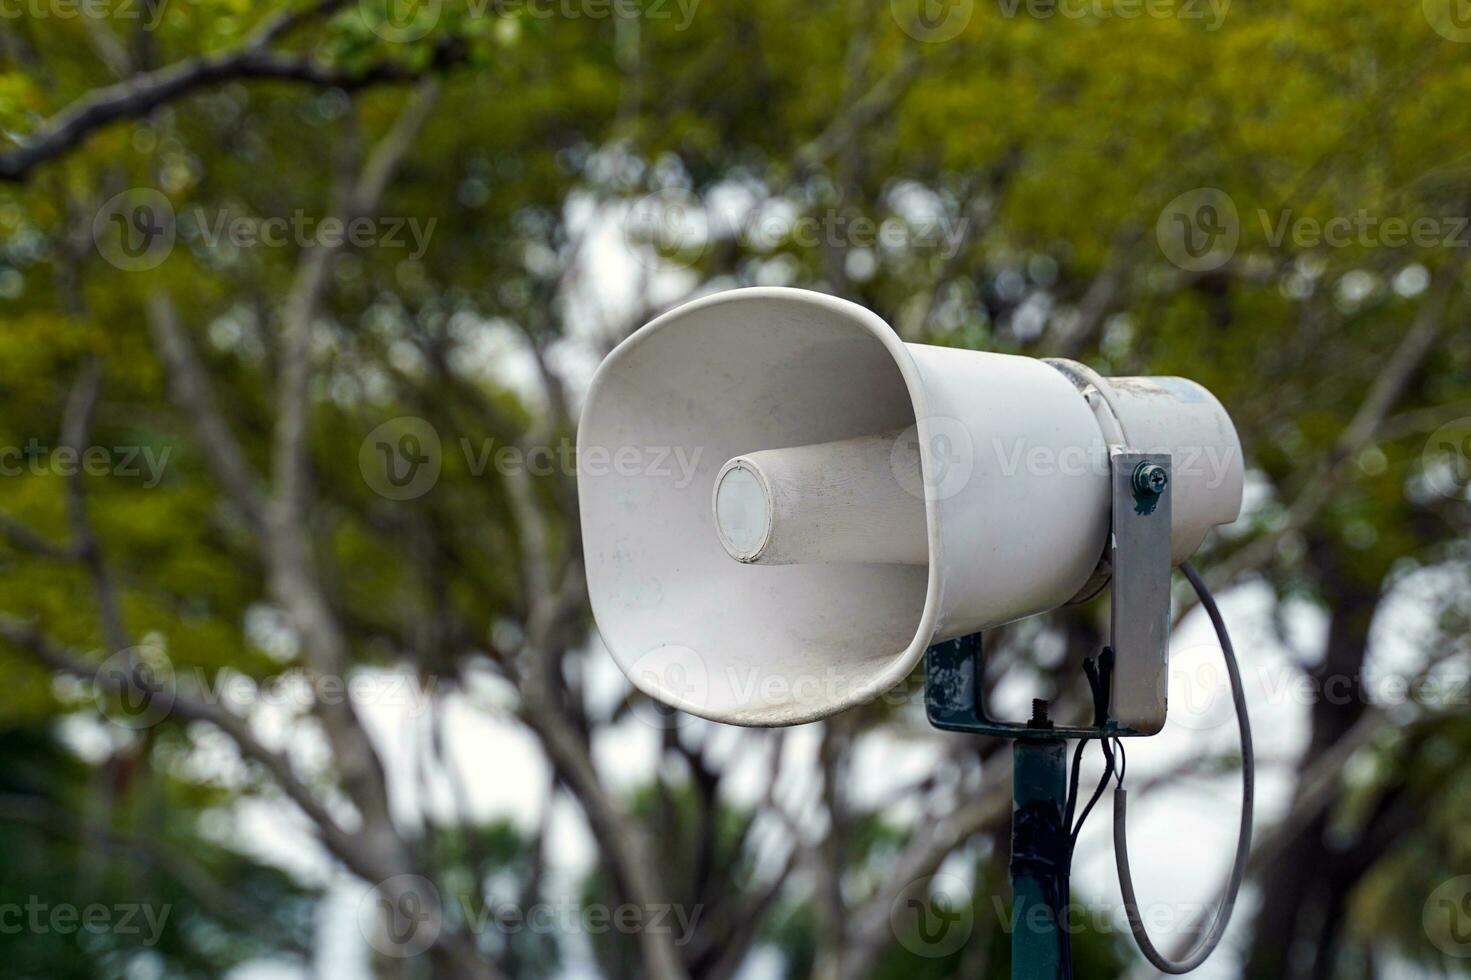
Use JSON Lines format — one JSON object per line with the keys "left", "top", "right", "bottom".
{"left": 1058, "top": 646, "right": 1117, "bottom": 979}
{"left": 1057, "top": 564, "right": 1252, "bottom": 976}
{"left": 1070, "top": 647, "right": 1116, "bottom": 846}
{"left": 1111, "top": 560, "right": 1255, "bottom": 974}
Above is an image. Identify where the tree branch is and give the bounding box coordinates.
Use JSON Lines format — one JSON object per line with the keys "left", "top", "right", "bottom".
{"left": 0, "top": 9, "right": 463, "bottom": 182}
{"left": 1217, "top": 261, "right": 1465, "bottom": 584}
{"left": 0, "top": 614, "right": 501, "bottom": 979}
{"left": 840, "top": 756, "right": 1013, "bottom": 980}
{"left": 0, "top": 615, "right": 363, "bottom": 870}
{"left": 59, "top": 359, "right": 131, "bottom": 656}
{"left": 0, "top": 793, "right": 313, "bottom": 958}
{"left": 263, "top": 79, "right": 441, "bottom": 883}
{"left": 0, "top": 514, "right": 78, "bottom": 560}
{"left": 517, "top": 688, "right": 690, "bottom": 980}
{"left": 146, "top": 293, "right": 269, "bottom": 529}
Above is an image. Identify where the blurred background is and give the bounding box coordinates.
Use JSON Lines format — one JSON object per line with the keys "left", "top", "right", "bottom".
{"left": 2, "top": 0, "right": 1471, "bottom": 977}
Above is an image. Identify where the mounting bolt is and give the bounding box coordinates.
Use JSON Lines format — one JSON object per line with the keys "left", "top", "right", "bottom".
{"left": 1132, "top": 461, "right": 1169, "bottom": 497}
{"left": 1027, "top": 698, "right": 1053, "bottom": 729}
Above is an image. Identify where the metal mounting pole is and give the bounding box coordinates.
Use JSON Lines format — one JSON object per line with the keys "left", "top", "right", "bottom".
{"left": 1010, "top": 735, "right": 1067, "bottom": 980}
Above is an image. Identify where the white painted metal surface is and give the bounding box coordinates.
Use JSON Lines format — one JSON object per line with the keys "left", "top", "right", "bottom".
{"left": 713, "top": 432, "right": 928, "bottom": 565}
{"left": 577, "top": 287, "right": 1244, "bottom": 726}
{"left": 1047, "top": 359, "right": 1244, "bottom": 566}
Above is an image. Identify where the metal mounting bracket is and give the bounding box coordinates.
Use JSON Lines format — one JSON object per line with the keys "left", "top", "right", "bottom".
{"left": 924, "top": 450, "right": 1173, "bottom": 739}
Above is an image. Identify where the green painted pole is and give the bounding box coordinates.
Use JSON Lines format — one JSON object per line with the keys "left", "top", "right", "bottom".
{"left": 1011, "top": 737, "right": 1067, "bottom": 980}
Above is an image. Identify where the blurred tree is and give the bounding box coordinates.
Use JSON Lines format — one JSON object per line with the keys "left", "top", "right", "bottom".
{"left": 1, "top": 0, "right": 1469, "bottom": 978}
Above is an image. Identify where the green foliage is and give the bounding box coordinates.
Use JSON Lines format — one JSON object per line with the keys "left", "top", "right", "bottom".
{"left": 1, "top": 0, "right": 1469, "bottom": 975}
{"left": 0, "top": 728, "right": 315, "bottom": 979}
